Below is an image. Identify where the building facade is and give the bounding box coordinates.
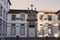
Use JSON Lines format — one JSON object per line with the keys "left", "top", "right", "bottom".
{"left": 37, "top": 10, "right": 60, "bottom": 38}
{"left": 7, "top": 9, "right": 60, "bottom": 38}
{"left": 7, "top": 9, "right": 38, "bottom": 38}
{"left": 56, "top": 10, "right": 60, "bottom": 37}
{"left": 0, "top": 0, "right": 11, "bottom": 40}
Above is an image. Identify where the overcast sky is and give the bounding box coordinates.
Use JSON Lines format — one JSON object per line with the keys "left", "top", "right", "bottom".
{"left": 10, "top": 0, "right": 60, "bottom": 10}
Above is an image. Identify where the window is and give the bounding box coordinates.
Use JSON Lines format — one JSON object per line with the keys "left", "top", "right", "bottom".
{"left": 48, "top": 15, "right": 52, "bottom": 21}
{"left": 58, "top": 15, "right": 60, "bottom": 20}
{"left": 48, "top": 24, "right": 52, "bottom": 26}
{"left": 0, "top": 19, "right": 2, "bottom": 31}
{"left": 21, "top": 24, "right": 24, "bottom": 26}
{"left": 40, "top": 15, "right": 43, "bottom": 20}
{"left": 12, "top": 24, "right": 15, "bottom": 26}
{"left": 4, "top": 0, "right": 6, "bottom": 5}
{"left": 20, "top": 24, "right": 25, "bottom": 35}
{"left": 6, "top": 0, "right": 8, "bottom": 9}
{"left": 0, "top": 33, "right": 1, "bottom": 36}
{"left": 16, "top": 18, "right": 20, "bottom": 20}
{"left": 20, "top": 13, "right": 25, "bottom": 21}
{"left": 0, "top": 20, "right": 1, "bottom": 24}
{"left": 16, "top": 14, "right": 20, "bottom": 20}
{"left": 11, "top": 15, "right": 16, "bottom": 20}
{"left": 44, "top": 18, "right": 47, "bottom": 20}
{"left": 3, "top": 9, "right": 5, "bottom": 18}
{"left": 0, "top": 4, "right": 2, "bottom": 16}
{"left": 0, "top": 24, "right": 1, "bottom": 31}
{"left": 58, "top": 23, "right": 60, "bottom": 30}
{"left": 3, "top": 22, "right": 6, "bottom": 33}
{"left": 20, "top": 27, "right": 25, "bottom": 35}
{"left": 59, "top": 27, "right": 60, "bottom": 30}
{"left": 11, "top": 24, "right": 16, "bottom": 35}
{"left": 48, "top": 27, "right": 53, "bottom": 35}
{"left": 2, "top": 0, "right": 3, "bottom": 1}
{"left": 40, "top": 24, "right": 43, "bottom": 26}
{"left": 29, "top": 25, "right": 35, "bottom": 28}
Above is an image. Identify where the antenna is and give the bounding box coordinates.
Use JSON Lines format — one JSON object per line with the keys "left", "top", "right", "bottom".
{"left": 30, "top": 4, "right": 34, "bottom": 10}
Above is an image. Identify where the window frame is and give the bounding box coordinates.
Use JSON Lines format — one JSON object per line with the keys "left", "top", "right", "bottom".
{"left": 11, "top": 24, "right": 16, "bottom": 35}
{"left": 20, "top": 24, "right": 25, "bottom": 35}
{"left": 40, "top": 15, "right": 43, "bottom": 20}
{"left": 58, "top": 23, "right": 60, "bottom": 30}
{"left": 20, "top": 13, "right": 25, "bottom": 21}
{"left": 58, "top": 14, "right": 60, "bottom": 20}
{"left": 48, "top": 27, "right": 53, "bottom": 35}
{"left": 48, "top": 15, "right": 52, "bottom": 21}
{"left": 11, "top": 15, "right": 16, "bottom": 20}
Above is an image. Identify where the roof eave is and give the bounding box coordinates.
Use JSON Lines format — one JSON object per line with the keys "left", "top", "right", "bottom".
{"left": 8, "top": 0, "right": 11, "bottom": 5}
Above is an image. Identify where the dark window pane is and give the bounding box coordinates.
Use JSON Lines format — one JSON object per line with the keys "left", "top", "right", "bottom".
{"left": 58, "top": 15, "right": 60, "bottom": 20}
{"left": 29, "top": 25, "right": 35, "bottom": 28}
{"left": 48, "top": 24, "right": 52, "bottom": 26}
{"left": 40, "top": 24, "right": 42, "bottom": 26}
{"left": 44, "top": 18, "right": 47, "bottom": 20}
{"left": 0, "top": 4, "right": 2, "bottom": 16}
{"left": 11, "top": 15, "right": 16, "bottom": 20}
{"left": 48, "top": 15, "right": 52, "bottom": 21}
{"left": 58, "top": 23, "right": 60, "bottom": 29}
{"left": 21, "top": 24, "right": 24, "bottom": 26}
{"left": 20, "top": 13, "right": 25, "bottom": 21}
{"left": 40, "top": 15, "right": 43, "bottom": 20}
{"left": 11, "top": 24, "right": 15, "bottom": 26}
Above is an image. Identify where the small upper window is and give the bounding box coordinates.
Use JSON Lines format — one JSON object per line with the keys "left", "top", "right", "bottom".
{"left": 20, "top": 13, "right": 25, "bottom": 21}
{"left": 44, "top": 18, "right": 47, "bottom": 20}
{"left": 40, "top": 24, "right": 43, "bottom": 26}
{"left": 11, "top": 24, "right": 15, "bottom": 26}
{"left": 2, "top": 0, "right": 3, "bottom": 1}
{"left": 48, "top": 15, "right": 52, "bottom": 21}
{"left": 48, "top": 24, "right": 52, "bottom": 26}
{"left": 11, "top": 15, "right": 16, "bottom": 20}
{"left": 21, "top": 24, "right": 24, "bottom": 26}
{"left": 0, "top": 5, "right": 2, "bottom": 16}
{"left": 58, "top": 15, "right": 60, "bottom": 20}
{"left": 58, "top": 23, "right": 60, "bottom": 30}
{"left": 40, "top": 15, "right": 43, "bottom": 20}
{"left": 29, "top": 25, "right": 35, "bottom": 28}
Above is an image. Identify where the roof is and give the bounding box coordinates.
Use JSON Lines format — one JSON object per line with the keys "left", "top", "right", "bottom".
{"left": 8, "top": 0, "right": 11, "bottom": 5}
{"left": 8, "top": 9, "right": 38, "bottom": 14}
{"left": 37, "top": 10, "right": 57, "bottom": 13}
{"left": 55, "top": 10, "right": 60, "bottom": 14}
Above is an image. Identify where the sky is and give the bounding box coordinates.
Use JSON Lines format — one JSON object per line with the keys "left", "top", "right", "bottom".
{"left": 10, "top": 0, "right": 60, "bottom": 10}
